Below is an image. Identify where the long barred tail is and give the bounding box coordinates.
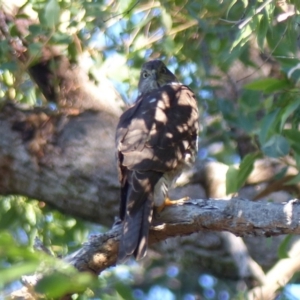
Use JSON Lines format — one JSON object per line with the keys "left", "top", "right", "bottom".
{"left": 118, "top": 197, "right": 152, "bottom": 261}
{"left": 118, "top": 170, "right": 161, "bottom": 262}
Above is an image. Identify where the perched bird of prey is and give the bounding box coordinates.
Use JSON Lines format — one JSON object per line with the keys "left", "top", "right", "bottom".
{"left": 116, "top": 60, "right": 199, "bottom": 261}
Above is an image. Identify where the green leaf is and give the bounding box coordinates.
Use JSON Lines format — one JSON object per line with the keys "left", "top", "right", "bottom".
{"left": 0, "top": 262, "right": 39, "bottom": 284}
{"left": 2, "top": 70, "right": 14, "bottom": 86}
{"left": 226, "top": 0, "right": 238, "bottom": 18}
{"left": 262, "top": 134, "right": 290, "bottom": 158}
{"left": 226, "top": 153, "right": 258, "bottom": 195}
{"left": 28, "top": 24, "right": 46, "bottom": 35}
{"left": 239, "top": 90, "right": 261, "bottom": 111}
{"left": 115, "top": 281, "right": 135, "bottom": 300}
{"left": 295, "top": 153, "right": 300, "bottom": 169}
{"left": 132, "top": 35, "right": 147, "bottom": 51}
{"left": 0, "top": 232, "right": 41, "bottom": 263}
{"left": 51, "top": 32, "right": 73, "bottom": 45}
{"left": 230, "top": 24, "right": 252, "bottom": 51}
{"left": 264, "top": 95, "right": 274, "bottom": 111}
{"left": 0, "top": 232, "right": 43, "bottom": 282}
{"left": 284, "top": 128, "right": 300, "bottom": 144}
{"left": 35, "top": 272, "right": 94, "bottom": 298}
{"left": 162, "top": 37, "right": 176, "bottom": 55}
{"left": 258, "top": 109, "right": 280, "bottom": 144}
{"left": 226, "top": 166, "right": 239, "bottom": 195}
{"left": 237, "top": 153, "right": 257, "bottom": 187}
{"left": 25, "top": 204, "right": 36, "bottom": 226}
{"left": 279, "top": 100, "right": 300, "bottom": 131}
{"left": 218, "top": 98, "right": 235, "bottom": 120}
{"left": 257, "top": 11, "right": 269, "bottom": 49}
{"left": 273, "top": 166, "right": 288, "bottom": 180}
{"left": 0, "top": 207, "right": 17, "bottom": 229}
{"left": 237, "top": 112, "right": 256, "bottom": 133}
{"left": 278, "top": 234, "right": 292, "bottom": 259}
{"left": 68, "top": 42, "right": 78, "bottom": 62}
{"left": 161, "top": 8, "right": 172, "bottom": 32}
{"left": 283, "top": 128, "right": 300, "bottom": 156}
{"left": 118, "top": 0, "right": 136, "bottom": 13}
{"left": 0, "top": 61, "right": 18, "bottom": 72}
{"left": 245, "top": 78, "right": 290, "bottom": 92}
{"left": 287, "top": 64, "right": 300, "bottom": 82}
{"left": 28, "top": 43, "right": 43, "bottom": 58}
{"left": 43, "top": 0, "right": 60, "bottom": 28}
{"left": 0, "top": 40, "right": 10, "bottom": 55}
{"left": 292, "top": 0, "right": 300, "bottom": 11}
{"left": 285, "top": 173, "right": 300, "bottom": 185}
{"left": 36, "top": 273, "right": 74, "bottom": 297}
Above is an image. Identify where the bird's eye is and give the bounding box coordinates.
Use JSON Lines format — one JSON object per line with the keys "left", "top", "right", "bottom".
{"left": 161, "top": 67, "right": 167, "bottom": 73}
{"left": 142, "top": 72, "right": 149, "bottom": 78}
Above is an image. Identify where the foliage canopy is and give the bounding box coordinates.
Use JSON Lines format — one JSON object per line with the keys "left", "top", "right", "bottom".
{"left": 2, "top": 0, "right": 300, "bottom": 298}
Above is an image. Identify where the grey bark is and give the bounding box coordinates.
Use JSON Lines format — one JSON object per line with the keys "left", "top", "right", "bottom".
{"left": 0, "top": 102, "right": 120, "bottom": 227}
{"left": 65, "top": 198, "right": 300, "bottom": 274}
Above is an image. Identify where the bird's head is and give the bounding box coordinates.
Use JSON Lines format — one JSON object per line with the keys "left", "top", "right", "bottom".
{"left": 138, "top": 60, "right": 179, "bottom": 95}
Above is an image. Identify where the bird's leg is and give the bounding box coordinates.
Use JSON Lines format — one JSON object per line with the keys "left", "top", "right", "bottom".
{"left": 155, "top": 196, "right": 190, "bottom": 213}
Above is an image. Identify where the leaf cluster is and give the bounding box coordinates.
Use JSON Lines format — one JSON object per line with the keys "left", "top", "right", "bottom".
{"left": 2, "top": 0, "right": 300, "bottom": 298}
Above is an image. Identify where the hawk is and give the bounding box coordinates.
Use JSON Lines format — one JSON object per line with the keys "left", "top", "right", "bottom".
{"left": 116, "top": 60, "right": 199, "bottom": 261}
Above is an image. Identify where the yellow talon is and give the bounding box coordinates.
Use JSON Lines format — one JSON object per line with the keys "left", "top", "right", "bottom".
{"left": 156, "top": 196, "right": 190, "bottom": 213}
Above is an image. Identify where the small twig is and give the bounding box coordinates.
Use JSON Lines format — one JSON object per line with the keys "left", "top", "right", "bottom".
{"left": 225, "top": 72, "right": 240, "bottom": 100}
{"left": 34, "top": 236, "right": 54, "bottom": 256}
{"left": 169, "top": 20, "right": 198, "bottom": 36}
{"left": 125, "top": 6, "right": 152, "bottom": 52}
{"left": 237, "top": 25, "right": 288, "bottom": 83}
{"left": 238, "top": 0, "right": 273, "bottom": 29}
{"left": 273, "top": 55, "right": 296, "bottom": 59}
{"left": 133, "top": 19, "right": 198, "bottom": 51}
{"left": 103, "top": 0, "right": 141, "bottom": 23}
{"left": 219, "top": 18, "right": 240, "bottom": 24}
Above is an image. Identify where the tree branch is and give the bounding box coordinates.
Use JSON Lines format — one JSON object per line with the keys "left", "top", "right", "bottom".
{"left": 65, "top": 198, "right": 300, "bottom": 274}
{"left": 247, "top": 239, "right": 300, "bottom": 300}
{"left": 220, "top": 232, "right": 266, "bottom": 283}
{"left": 0, "top": 102, "right": 120, "bottom": 226}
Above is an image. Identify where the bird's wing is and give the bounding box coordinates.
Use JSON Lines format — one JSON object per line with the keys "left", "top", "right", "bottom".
{"left": 116, "top": 84, "right": 199, "bottom": 174}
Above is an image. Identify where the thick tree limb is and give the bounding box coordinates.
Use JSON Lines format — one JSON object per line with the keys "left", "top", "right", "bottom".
{"left": 65, "top": 198, "right": 300, "bottom": 274}
{"left": 0, "top": 102, "right": 120, "bottom": 226}
{"left": 247, "top": 239, "right": 300, "bottom": 300}
{"left": 181, "top": 159, "right": 298, "bottom": 199}
{"left": 220, "top": 232, "right": 266, "bottom": 282}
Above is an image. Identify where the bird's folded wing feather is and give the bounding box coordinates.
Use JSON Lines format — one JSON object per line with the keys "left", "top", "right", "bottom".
{"left": 116, "top": 84, "right": 199, "bottom": 173}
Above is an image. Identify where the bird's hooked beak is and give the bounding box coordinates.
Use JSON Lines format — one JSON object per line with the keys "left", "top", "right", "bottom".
{"left": 150, "top": 69, "right": 158, "bottom": 81}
